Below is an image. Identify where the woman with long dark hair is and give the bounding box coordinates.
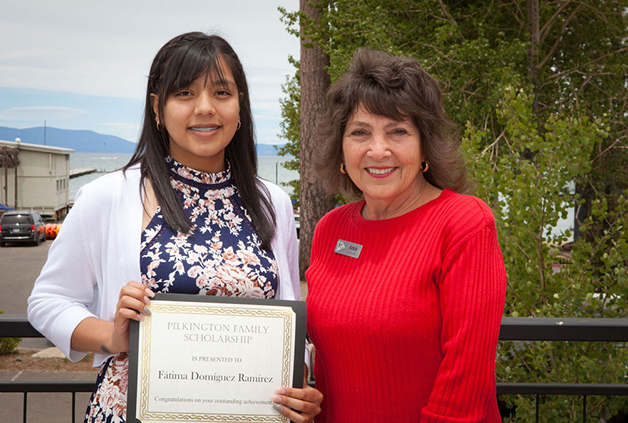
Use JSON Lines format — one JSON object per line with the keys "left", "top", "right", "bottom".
{"left": 28, "top": 32, "right": 321, "bottom": 423}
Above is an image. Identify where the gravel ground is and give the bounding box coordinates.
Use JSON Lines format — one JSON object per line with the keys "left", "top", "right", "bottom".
{"left": 0, "top": 349, "right": 98, "bottom": 373}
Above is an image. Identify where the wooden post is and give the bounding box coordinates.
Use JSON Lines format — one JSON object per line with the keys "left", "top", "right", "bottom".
{"left": 3, "top": 153, "right": 7, "bottom": 206}
{"left": 0, "top": 146, "right": 20, "bottom": 209}
{"left": 14, "top": 162, "right": 18, "bottom": 209}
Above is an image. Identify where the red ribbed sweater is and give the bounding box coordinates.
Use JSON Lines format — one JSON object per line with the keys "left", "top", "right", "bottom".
{"left": 306, "top": 189, "right": 506, "bottom": 422}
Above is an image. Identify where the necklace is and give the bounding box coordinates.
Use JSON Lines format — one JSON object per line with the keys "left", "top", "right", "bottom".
{"left": 387, "top": 180, "right": 426, "bottom": 219}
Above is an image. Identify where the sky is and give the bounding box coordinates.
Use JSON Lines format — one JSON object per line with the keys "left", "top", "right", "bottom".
{"left": 0, "top": 0, "right": 300, "bottom": 144}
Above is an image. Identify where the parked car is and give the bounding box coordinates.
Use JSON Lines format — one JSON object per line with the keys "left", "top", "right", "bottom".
{"left": 0, "top": 210, "right": 46, "bottom": 246}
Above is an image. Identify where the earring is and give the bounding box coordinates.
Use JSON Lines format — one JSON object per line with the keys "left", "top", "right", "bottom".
{"left": 421, "top": 161, "right": 429, "bottom": 172}
{"left": 236, "top": 120, "right": 242, "bottom": 130}
{"left": 340, "top": 163, "right": 347, "bottom": 174}
{"left": 156, "top": 119, "right": 163, "bottom": 132}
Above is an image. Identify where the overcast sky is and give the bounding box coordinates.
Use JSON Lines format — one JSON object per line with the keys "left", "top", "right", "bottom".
{"left": 0, "top": 0, "right": 300, "bottom": 144}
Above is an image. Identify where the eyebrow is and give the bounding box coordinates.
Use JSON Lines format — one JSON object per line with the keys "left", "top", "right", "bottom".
{"left": 199, "top": 74, "right": 237, "bottom": 90}
{"left": 213, "top": 78, "right": 237, "bottom": 89}
{"left": 347, "top": 120, "right": 411, "bottom": 128}
{"left": 347, "top": 121, "right": 370, "bottom": 127}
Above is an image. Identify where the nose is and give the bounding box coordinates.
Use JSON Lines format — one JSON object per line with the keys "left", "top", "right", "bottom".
{"left": 195, "top": 92, "right": 216, "bottom": 116}
{"left": 367, "top": 132, "right": 391, "bottom": 160}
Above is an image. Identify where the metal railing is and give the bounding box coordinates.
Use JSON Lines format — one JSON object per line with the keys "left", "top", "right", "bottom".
{"left": 0, "top": 314, "right": 95, "bottom": 423}
{"left": 498, "top": 317, "right": 628, "bottom": 422}
{"left": 2, "top": 315, "right": 628, "bottom": 422}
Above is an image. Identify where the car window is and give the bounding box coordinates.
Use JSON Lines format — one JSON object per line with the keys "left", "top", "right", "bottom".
{"left": 1, "top": 214, "right": 34, "bottom": 225}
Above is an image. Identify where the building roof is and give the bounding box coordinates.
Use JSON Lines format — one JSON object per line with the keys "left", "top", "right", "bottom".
{"left": 0, "top": 139, "right": 74, "bottom": 155}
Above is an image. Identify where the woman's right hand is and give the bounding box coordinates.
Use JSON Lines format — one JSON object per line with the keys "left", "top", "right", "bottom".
{"left": 106, "top": 281, "right": 154, "bottom": 354}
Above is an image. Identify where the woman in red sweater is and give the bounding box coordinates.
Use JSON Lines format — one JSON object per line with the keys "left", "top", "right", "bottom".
{"left": 305, "top": 48, "right": 507, "bottom": 422}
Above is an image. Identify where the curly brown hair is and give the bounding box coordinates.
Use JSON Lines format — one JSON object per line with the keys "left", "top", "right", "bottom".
{"left": 316, "top": 48, "right": 471, "bottom": 198}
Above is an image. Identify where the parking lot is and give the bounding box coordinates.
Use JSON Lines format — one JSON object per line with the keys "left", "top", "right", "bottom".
{"left": 0, "top": 240, "right": 96, "bottom": 423}
{"left": 0, "top": 240, "right": 51, "bottom": 315}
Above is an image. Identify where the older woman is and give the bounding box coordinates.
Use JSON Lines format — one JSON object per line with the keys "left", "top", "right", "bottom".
{"left": 305, "top": 48, "right": 507, "bottom": 422}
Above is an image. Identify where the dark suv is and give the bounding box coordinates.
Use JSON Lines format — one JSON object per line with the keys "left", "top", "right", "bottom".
{"left": 0, "top": 211, "right": 46, "bottom": 246}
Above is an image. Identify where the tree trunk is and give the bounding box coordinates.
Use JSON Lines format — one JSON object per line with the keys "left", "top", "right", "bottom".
{"left": 526, "top": 0, "right": 540, "bottom": 112}
{"left": 299, "top": 0, "right": 334, "bottom": 281}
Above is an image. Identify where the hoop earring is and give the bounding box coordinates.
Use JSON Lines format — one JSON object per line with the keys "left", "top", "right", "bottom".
{"left": 340, "top": 163, "right": 347, "bottom": 174}
{"left": 421, "top": 161, "right": 429, "bottom": 173}
{"left": 236, "top": 120, "right": 242, "bottom": 131}
{"left": 156, "top": 120, "right": 164, "bottom": 132}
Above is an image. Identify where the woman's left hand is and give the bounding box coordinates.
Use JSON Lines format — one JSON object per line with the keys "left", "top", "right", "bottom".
{"left": 271, "top": 376, "right": 322, "bottom": 423}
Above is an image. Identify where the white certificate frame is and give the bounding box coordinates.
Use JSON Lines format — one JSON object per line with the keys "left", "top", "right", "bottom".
{"left": 127, "top": 293, "right": 306, "bottom": 423}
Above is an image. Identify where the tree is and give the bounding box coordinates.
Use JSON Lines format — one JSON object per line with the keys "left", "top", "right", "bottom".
{"left": 464, "top": 89, "right": 628, "bottom": 420}
{"left": 297, "top": 0, "right": 335, "bottom": 280}
{"left": 276, "top": 58, "right": 301, "bottom": 206}
{"left": 279, "top": 0, "right": 628, "bottom": 419}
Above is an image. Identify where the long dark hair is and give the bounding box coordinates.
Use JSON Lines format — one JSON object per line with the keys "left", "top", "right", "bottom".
{"left": 124, "top": 32, "right": 276, "bottom": 248}
{"left": 317, "top": 47, "right": 471, "bottom": 197}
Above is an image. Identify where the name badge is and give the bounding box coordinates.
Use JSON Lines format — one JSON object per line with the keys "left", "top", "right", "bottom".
{"left": 334, "top": 239, "right": 363, "bottom": 259}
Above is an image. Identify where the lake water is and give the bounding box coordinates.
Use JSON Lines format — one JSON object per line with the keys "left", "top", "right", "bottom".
{"left": 69, "top": 152, "right": 298, "bottom": 200}
{"left": 70, "top": 152, "right": 574, "bottom": 240}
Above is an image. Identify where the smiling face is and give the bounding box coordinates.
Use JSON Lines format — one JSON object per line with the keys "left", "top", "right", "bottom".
{"left": 342, "top": 106, "right": 424, "bottom": 214}
{"left": 152, "top": 58, "right": 241, "bottom": 173}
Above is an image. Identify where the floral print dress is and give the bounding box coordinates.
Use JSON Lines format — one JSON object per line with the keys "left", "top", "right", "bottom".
{"left": 84, "top": 157, "right": 278, "bottom": 423}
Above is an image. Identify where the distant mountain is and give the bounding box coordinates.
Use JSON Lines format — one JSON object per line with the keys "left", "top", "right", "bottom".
{"left": 256, "top": 143, "right": 283, "bottom": 156}
{"left": 0, "top": 126, "right": 286, "bottom": 155}
{"left": 0, "top": 126, "right": 137, "bottom": 153}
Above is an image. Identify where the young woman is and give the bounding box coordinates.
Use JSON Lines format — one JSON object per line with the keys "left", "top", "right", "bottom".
{"left": 28, "top": 32, "right": 321, "bottom": 423}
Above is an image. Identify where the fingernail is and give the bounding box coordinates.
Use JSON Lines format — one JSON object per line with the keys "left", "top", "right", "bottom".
{"left": 271, "top": 395, "right": 282, "bottom": 403}
{"left": 144, "top": 306, "right": 152, "bottom": 316}
{"left": 145, "top": 289, "right": 155, "bottom": 298}
{"left": 275, "top": 387, "right": 287, "bottom": 395}
{"left": 272, "top": 404, "right": 283, "bottom": 413}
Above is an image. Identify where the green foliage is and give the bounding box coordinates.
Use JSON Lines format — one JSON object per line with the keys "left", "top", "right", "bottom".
{"left": 279, "top": 2, "right": 628, "bottom": 416}
{"left": 276, "top": 56, "right": 301, "bottom": 205}
{"left": 0, "top": 338, "right": 20, "bottom": 355}
{"left": 0, "top": 311, "right": 21, "bottom": 355}
{"left": 463, "top": 87, "right": 628, "bottom": 421}
{"left": 279, "top": 0, "right": 628, "bottom": 199}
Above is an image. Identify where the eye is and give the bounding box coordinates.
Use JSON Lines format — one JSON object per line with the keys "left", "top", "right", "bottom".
{"left": 215, "top": 89, "right": 232, "bottom": 97}
{"left": 390, "top": 128, "right": 409, "bottom": 136}
{"left": 349, "top": 129, "right": 368, "bottom": 137}
{"left": 174, "top": 90, "right": 193, "bottom": 97}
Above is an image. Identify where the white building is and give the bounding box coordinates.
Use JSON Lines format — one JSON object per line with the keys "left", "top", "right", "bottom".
{"left": 0, "top": 139, "right": 73, "bottom": 220}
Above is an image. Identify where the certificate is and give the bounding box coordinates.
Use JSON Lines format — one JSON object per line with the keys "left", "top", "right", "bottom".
{"left": 127, "top": 293, "right": 306, "bottom": 423}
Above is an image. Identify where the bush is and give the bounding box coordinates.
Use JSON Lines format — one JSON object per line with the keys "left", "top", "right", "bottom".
{"left": 0, "top": 311, "right": 21, "bottom": 355}
{"left": 463, "top": 87, "right": 628, "bottom": 421}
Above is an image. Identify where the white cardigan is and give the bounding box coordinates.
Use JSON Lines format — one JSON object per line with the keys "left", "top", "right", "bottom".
{"left": 27, "top": 165, "right": 301, "bottom": 366}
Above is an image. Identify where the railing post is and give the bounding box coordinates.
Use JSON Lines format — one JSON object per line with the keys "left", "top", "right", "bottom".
{"left": 582, "top": 395, "right": 587, "bottom": 423}
{"left": 535, "top": 394, "right": 540, "bottom": 423}
{"left": 23, "top": 392, "right": 27, "bottom": 423}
